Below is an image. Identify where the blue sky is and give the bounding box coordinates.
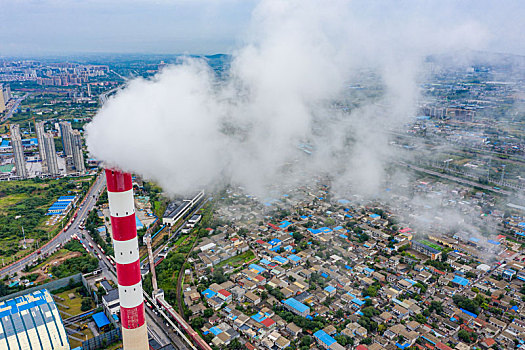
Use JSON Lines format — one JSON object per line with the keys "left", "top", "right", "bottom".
{"left": 0, "top": 0, "right": 524, "bottom": 56}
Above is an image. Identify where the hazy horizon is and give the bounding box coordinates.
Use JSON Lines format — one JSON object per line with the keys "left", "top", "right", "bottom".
{"left": 1, "top": 0, "right": 525, "bottom": 57}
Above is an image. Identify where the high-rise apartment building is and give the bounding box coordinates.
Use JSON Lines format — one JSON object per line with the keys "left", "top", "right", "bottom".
{"left": 70, "top": 130, "right": 85, "bottom": 173}
{"left": 59, "top": 121, "right": 73, "bottom": 171}
{"left": 59, "top": 121, "right": 73, "bottom": 157}
{"left": 43, "top": 133, "right": 60, "bottom": 176}
{"left": 10, "top": 124, "right": 28, "bottom": 179}
{"left": 35, "top": 120, "right": 47, "bottom": 173}
{"left": 0, "top": 84, "right": 5, "bottom": 114}
{"left": 2, "top": 84, "right": 11, "bottom": 103}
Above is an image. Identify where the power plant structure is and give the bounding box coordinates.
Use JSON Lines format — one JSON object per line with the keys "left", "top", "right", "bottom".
{"left": 105, "top": 169, "right": 149, "bottom": 350}
{"left": 144, "top": 233, "right": 164, "bottom": 302}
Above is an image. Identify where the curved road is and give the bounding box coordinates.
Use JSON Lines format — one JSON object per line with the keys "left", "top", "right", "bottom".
{"left": 0, "top": 173, "right": 106, "bottom": 278}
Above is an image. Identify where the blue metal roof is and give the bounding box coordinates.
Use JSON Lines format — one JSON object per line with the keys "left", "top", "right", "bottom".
{"left": 268, "top": 238, "right": 281, "bottom": 246}
{"left": 288, "top": 254, "right": 301, "bottom": 262}
{"left": 452, "top": 275, "right": 470, "bottom": 286}
{"left": 279, "top": 221, "right": 292, "bottom": 229}
{"left": 273, "top": 256, "right": 288, "bottom": 264}
{"left": 202, "top": 288, "right": 217, "bottom": 299}
{"left": 249, "top": 264, "right": 266, "bottom": 274}
{"left": 92, "top": 312, "right": 110, "bottom": 329}
{"left": 307, "top": 228, "right": 321, "bottom": 235}
{"left": 0, "top": 289, "right": 69, "bottom": 350}
{"left": 209, "top": 326, "right": 222, "bottom": 335}
{"left": 313, "top": 330, "right": 336, "bottom": 346}
{"left": 460, "top": 308, "right": 478, "bottom": 318}
{"left": 283, "top": 298, "right": 310, "bottom": 314}
{"left": 324, "top": 286, "right": 336, "bottom": 293}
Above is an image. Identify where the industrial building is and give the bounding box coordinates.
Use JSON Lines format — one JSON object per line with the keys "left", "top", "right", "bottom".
{"left": 282, "top": 297, "right": 310, "bottom": 317}
{"left": 101, "top": 280, "right": 120, "bottom": 316}
{"left": 47, "top": 195, "right": 77, "bottom": 215}
{"left": 162, "top": 190, "right": 205, "bottom": 226}
{"left": 0, "top": 289, "right": 70, "bottom": 350}
{"left": 411, "top": 240, "right": 442, "bottom": 260}
{"left": 10, "top": 124, "right": 28, "bottom": 179}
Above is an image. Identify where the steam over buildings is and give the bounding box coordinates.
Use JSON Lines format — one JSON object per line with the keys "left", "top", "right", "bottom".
{"left": 10, "top": 124, "right": 28, "bottom": 179}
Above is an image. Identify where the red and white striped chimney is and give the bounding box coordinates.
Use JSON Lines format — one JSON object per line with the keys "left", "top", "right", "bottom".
{"left": 105, "top": 169, "right": 149, "bottom": 350}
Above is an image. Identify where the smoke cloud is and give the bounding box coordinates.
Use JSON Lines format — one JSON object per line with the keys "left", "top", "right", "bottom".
{"left": 86, "top": 0, "right": 488, "bottom": 199}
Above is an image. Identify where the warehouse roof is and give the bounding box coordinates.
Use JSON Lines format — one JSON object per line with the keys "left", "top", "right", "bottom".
{"left": 283, "top": 298, "right": 310, "bottom": 314}
{"left": 0, "top": 289, "right": 69, "bottom": 350}
{"left": 314, "top": 329, "right": 337, "bottom": 347}
{"left": 92, "top": 312, "right": 110, "bottom": 329}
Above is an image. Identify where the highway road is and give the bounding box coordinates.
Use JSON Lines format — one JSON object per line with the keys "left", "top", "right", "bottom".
{"left": 0, "top": 172, "right": 107, "bottom": 278}
{"left": 1, "top": 93, "right": 30, "bottom": 122}
{"left": 400, "top": 161, "right": 516, "bottom": 196}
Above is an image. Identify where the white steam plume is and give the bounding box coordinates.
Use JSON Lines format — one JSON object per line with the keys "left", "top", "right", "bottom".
{"left": 86, "top": 0, "right": 487, "bottom": 198}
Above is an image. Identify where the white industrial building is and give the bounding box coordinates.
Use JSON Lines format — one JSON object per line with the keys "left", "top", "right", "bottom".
{"left": 162, "top": 191, "right": 205, "bottom": 227}
{"left": 0, "top": 289, "right": 70, "bottom": 350}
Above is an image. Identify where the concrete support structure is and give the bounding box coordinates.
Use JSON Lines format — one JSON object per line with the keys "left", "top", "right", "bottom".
{"left": 10, "top": 124, "right": 28, "bottom": 179}
{"left": 106, "top": 169, "right": 148, "bottom": 350}
{"left": 144, "top": 234, "right": 158, "bottom": 292}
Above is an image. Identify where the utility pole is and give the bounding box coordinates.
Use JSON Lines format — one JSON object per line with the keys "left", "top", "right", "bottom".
{"left": 22, "top": 226, "right": 27, "bottom": 249}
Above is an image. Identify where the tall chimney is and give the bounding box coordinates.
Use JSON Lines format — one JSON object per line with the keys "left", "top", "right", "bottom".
{"left": 105, "top": 169, "right": 149, "bottom": 350}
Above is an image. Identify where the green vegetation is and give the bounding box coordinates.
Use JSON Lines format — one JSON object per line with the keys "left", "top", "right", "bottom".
{"left": 358, "top": 306, "right": 380, "bottom": 332}
{"left": 273, "top": 306, "right": 328, "bottom": 332}
{"left": 51, "top": 255, "right": 99, "bottom": 278}
{"left": 54, "top": 289, "right": 85, "bottom": 316}
{"left": 458, "top": 329, "right": 478, "bottom": 344}
{"left": 86, "top": 209, "right": 113, "bottom": 256}
{"left": 0, "top": 177, "right": 87, "bottom": 261}
{"left": 419, "top": 240, "right": 442, "bottom": 251}
{"left": 216, "top": 250, "right": 255, "bottom": 268}
{"left": 425, "top": 259, "right": 454, "bottom": 272}
{"left": 453, "top": 294, "right": 487, "bottom": 315}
